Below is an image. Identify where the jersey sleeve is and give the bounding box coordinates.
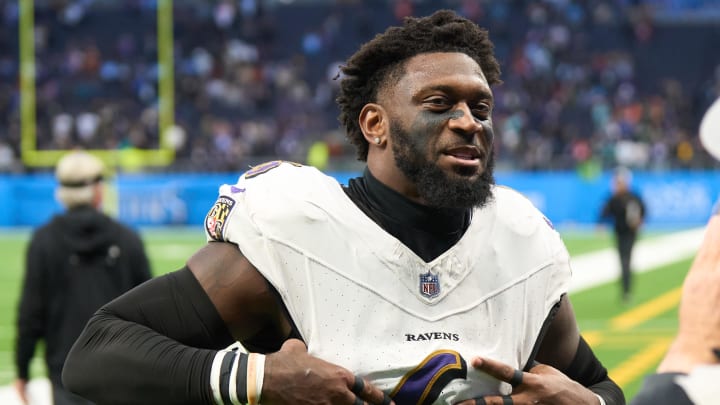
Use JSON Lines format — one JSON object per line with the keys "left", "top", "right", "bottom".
{"left": 202, "top": 161, "right": 307, "bottom": 295}
{"left": 495, "top": 186, "right": 572, "bottom": 309}
{"left": 542, "top": 211, "right": 573, "bottom": 303}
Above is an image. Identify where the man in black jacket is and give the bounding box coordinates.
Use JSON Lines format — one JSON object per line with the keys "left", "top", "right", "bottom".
{"left": 15, "top": 151, "right": 152, "bottom": 405}
{"left": 599, "top": 167, "right": 646, "bottom": 303}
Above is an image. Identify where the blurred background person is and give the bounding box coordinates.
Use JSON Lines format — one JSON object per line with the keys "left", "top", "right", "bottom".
{"left": 598, "top": 167, "right": 647, "bottom": 303}
{"left": 14, "top": 151, "right": 152, "bottom": 405}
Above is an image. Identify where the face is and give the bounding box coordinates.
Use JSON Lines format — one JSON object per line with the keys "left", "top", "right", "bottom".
{"left": 613, "top": 175, "right": 629, "bottom": 192}
{"left": 380, "top": 52, "right": 496, "bottom": 209}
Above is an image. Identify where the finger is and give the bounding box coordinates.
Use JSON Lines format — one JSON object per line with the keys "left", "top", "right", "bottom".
{"left": 449, "top": 397, "right": 484, "bottom": 405}
{"left": 478, "top": 395, "right": 514, "bottom": 405}
{"left": 508, "top": 369, "right": 523, "bottom": 388}
{"left": 472, "top": 357, "right": 522, "bottom": 386}
{"left": 351, "top": 375, "right": 365, "bottom": 394}
{"left": 279, "top": 338, "right": 308, "bottom": 353}
{"left": 347, "top": 392, "right": 392, "bottom": 405}
{"left": 349, "top": 375, "right": 394, "bottom": 405}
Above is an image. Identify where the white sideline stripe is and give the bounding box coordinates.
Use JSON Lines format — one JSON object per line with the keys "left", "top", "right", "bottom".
{"left": 0, "top": 228, "right": 706, "bottom": 404}
{"left": 569, "top": 227, "right": 706, "bottom": 293}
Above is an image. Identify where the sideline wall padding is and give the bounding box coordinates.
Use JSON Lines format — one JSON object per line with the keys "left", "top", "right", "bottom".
{"left": 1, "top": 171, "right": 717, "bottom": 228}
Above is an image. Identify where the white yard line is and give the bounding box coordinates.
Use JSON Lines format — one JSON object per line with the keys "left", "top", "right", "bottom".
{"left": 569, "top": 227, "right": 707, "bottom": 293}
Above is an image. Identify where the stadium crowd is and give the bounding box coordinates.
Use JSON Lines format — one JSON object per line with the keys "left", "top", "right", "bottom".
{"left": 0, "top": 0, "right": 719, "bottom": 173}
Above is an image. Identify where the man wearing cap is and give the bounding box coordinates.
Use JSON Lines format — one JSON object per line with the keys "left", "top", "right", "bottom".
{"left": 14, "top": 151, "right": 152, "bottom": 405}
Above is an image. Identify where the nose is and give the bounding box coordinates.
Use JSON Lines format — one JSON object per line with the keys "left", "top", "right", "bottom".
{"left": 448, "top": 103, "right": 485, "bottom": 141}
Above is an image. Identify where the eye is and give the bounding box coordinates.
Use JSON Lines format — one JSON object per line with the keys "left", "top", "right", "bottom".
{"left": 472, "top": 103, "right": 491, "bottom": 119}
{"left": 423, "top": 97, "right": 451, "bottom": 110}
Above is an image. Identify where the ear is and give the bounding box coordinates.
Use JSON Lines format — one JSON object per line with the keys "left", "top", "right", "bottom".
{"left": 92, "top": 182, "right": 104, "bottom": 208}
{"left": 359, "top": 103, "right": 387, "bottom": 145}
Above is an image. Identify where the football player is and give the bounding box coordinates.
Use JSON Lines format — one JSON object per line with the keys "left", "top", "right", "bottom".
{"left": 62, "top": 10, "right": 624, "bottom": 405}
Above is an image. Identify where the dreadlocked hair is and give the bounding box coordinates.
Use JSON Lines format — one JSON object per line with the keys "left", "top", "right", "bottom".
{"left": 336, "top": 9, "right": 501, "bottom": 161}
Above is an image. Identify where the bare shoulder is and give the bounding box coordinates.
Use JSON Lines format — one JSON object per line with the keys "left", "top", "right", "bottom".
{"left": 188, "top": 241, "right": 260, "bottom": 290}
{"left": 187, "top": 241, "right": 288, "bottom": 342}
{"left": 536, "top": 295, "right": 581, "bottom": 370}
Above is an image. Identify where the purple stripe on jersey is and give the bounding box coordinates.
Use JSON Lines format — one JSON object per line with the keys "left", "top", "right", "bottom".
{"left": 391, "top": 351, "right": 466, "bottom": 405}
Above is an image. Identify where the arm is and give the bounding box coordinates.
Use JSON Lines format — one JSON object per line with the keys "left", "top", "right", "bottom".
{"left": 128, "top": 230, "right": 152, "bottom": 285}
{"left": 62, "top": 241, "right": 391, "bottom": 405}
{"left": 536, "top": 295, "right": 624, "bottom": 404}
{"left": 62, "top": 241, "right": 286, "bottom": 404}
{"left": 598, "top": 197, "right": 612, "bottom": 223}
{"left": 16, "top": 233, "right": 47, "bottom": 379}
{"left": 15, "top": 232, "right": 47, "bottom": 403}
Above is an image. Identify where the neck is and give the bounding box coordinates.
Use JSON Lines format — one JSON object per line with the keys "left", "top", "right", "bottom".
{"left": 366, "top": 159, "right": 423, "bottom": 205}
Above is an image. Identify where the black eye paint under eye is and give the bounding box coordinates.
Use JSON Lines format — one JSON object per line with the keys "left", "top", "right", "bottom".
{"left": 447, "top": 110, "right": 465, "bottom": 120}
{"left": 413, "top": 109, "right": 462, "bottom": 134}
{"left": 480, "top": 121, "right": 494, "bottom": 145}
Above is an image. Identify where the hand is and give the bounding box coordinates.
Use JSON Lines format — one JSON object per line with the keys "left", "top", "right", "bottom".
{"left": 454, "top": 357, "right": 600, "bottom": 405}
{"left": 658, "top": 214, "right": 720, "bottom": 373}
{"left": 14, "top": 379, "right": 29, "bottom": 405}
{"left": 262, "top": 339, "right": 393, "bottom": 405}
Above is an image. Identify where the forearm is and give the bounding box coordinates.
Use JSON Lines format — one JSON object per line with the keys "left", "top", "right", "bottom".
{"left": 62, "top": 267, "right": 236, "bottom": 404}
{"left": 588, "top": 379, "right": 625, "bottom": 405}
{"left": 62, "top": 311, "right": 217, "bottom": 405}
{"left": 14, "top": 333, "right": 38, "bottom": 380}
{"left": 564, "top": 336, "right": 625, "bottom": 405}
{"left": 16, "top": 243, "right": 45, "bottom": 380}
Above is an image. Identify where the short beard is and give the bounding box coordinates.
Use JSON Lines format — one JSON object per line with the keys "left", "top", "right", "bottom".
{"left": 391, "top": 123, "right": 495, "bottom": 210}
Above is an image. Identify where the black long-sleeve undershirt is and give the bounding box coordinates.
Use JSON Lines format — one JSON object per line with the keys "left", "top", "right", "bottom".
{"left": 63, "top": 268, "right": 231, "bottom": 405}
{"left": 566, "top": 337, "right": 625, "bottom": 405}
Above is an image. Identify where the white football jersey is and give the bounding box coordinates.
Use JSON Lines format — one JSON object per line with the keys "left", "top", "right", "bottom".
{"left": 205, "top": 161, "right": 572, "bottom": 405}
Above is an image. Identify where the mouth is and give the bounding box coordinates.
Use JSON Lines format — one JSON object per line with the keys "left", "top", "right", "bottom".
{"left": 442, "top": 146, "right": 484, "bottom": 166}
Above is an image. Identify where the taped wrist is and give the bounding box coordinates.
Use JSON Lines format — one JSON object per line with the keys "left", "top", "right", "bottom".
{"left": 210, "top": 349, "right": 266, "bottom": 405}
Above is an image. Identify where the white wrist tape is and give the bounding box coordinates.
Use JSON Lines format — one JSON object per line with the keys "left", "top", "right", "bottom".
{"left": 210, "top": 350, "right": 266, "bottom": 405}
{"left": 247, "top": 353, "right": 266, "bottom": 405}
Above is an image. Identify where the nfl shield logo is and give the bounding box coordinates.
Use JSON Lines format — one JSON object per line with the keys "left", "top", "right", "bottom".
{"left": 419, "top": 271, "right": 440, "bottom": 299}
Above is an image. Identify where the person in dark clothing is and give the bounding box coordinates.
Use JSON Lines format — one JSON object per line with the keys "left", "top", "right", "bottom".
{"left": 599, "top": 167, "right": 646, "bottom": 303}
{"left": 15, "top": 151, "right": 152, "bottom": 405}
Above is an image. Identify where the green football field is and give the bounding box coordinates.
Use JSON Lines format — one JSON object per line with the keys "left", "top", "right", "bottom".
{"left": 0, "top": 227, "right": 691, "bottom": 402}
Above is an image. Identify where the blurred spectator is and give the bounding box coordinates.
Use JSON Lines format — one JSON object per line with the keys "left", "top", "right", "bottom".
{"left": 14, "top": 151, "right": 152, "bottom": 405}
{"left": 598, "top": 167, "right": 647, "bottom": 303}
{"left": 0, "top": 0, "right": 718, "bottom": 173}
